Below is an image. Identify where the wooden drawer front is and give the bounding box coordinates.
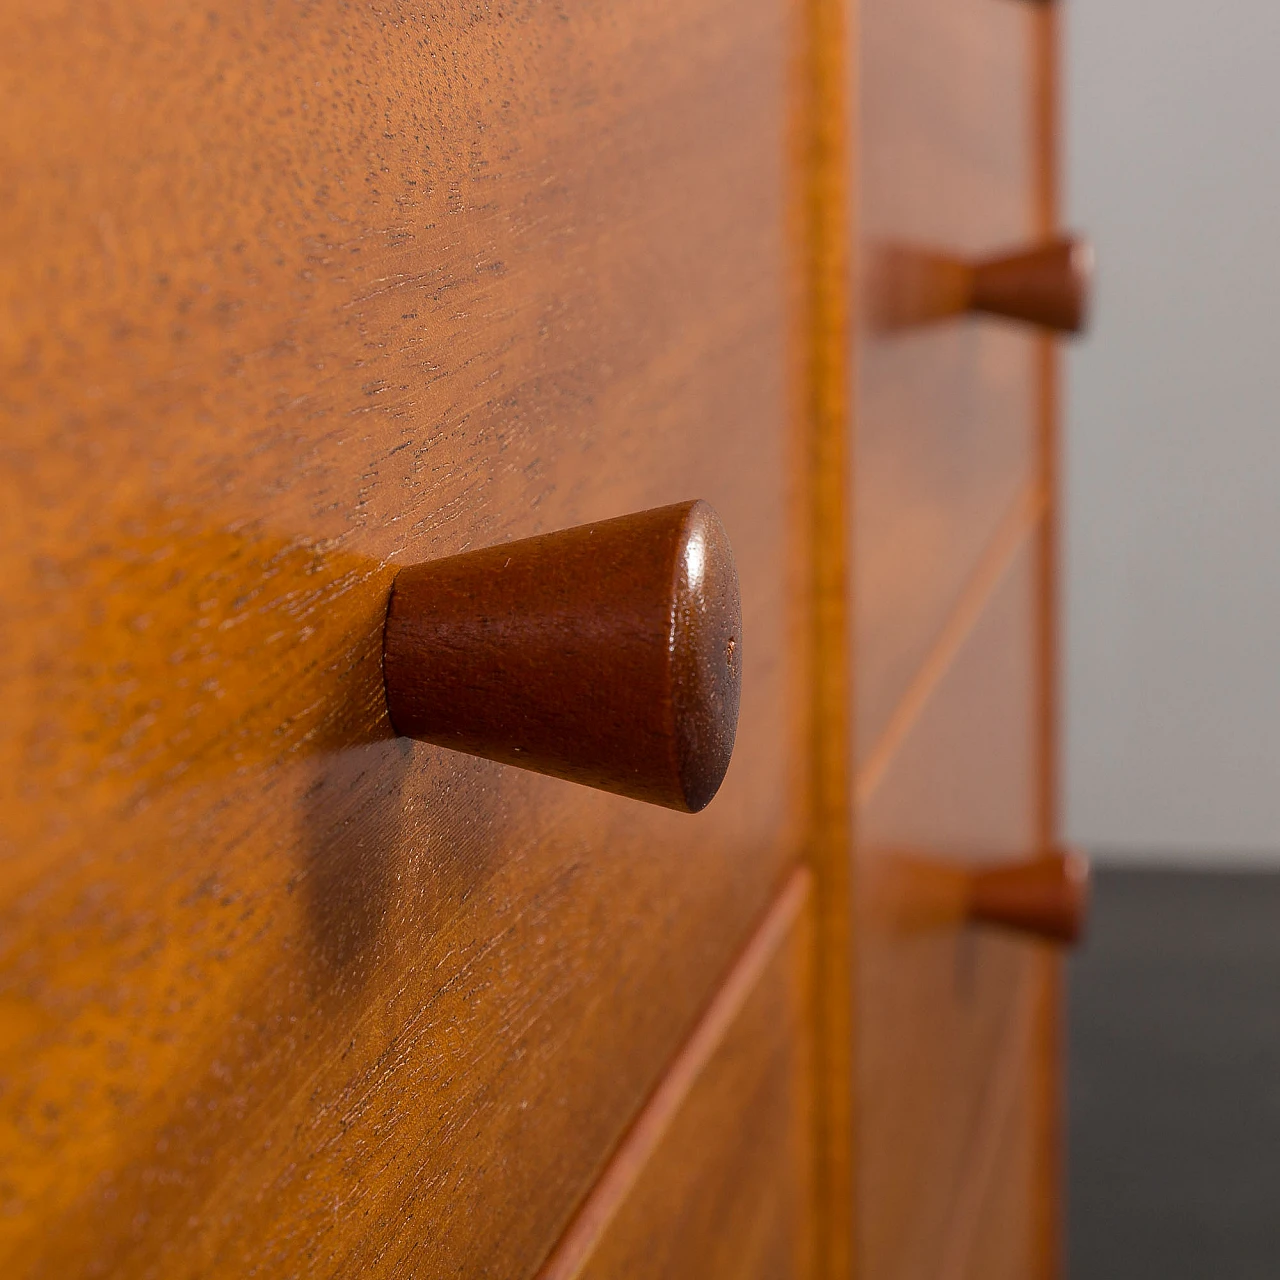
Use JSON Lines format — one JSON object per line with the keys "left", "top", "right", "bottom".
{"left": 954, "top": 986, "right": 1044, "bottom": 1280}
{"left": 0, "top": 3, "right": 802, "bottom": 1276}
{"left": 855, "top": 534, "right": 1042, "bottom": 1280}
{"left": 538, "top": 871, "right": 814, "bottom": 1280}
{"left": 886, "top": 964, "right": 1045, "bottom": 1280}
{"left": 854, "top": 0, "right": 1041, "bottom": 762}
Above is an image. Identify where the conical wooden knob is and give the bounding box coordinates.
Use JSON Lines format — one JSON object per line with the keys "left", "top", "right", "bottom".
{"left": 871, "top": 846, "right": 1091, "bottom": 944}
{"left": 871, "top": 235, "right": 1092, "bottom": 333}
{"left": 382, "top": 501, "right": 742, "bottom": 812}
{"left": 970, "top": 237, "right": 1093, "bottom": 333}
{"left": 968, "top": 848, "right": 1091, "bottom": 944}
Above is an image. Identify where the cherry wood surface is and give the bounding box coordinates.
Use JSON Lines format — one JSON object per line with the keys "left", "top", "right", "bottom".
{"left": 854, "top": 534, "right": 1045, "bottom": 1280}
{"left": 956, "top": 996, "right": 1040, "bottom": 1280}
{"left": 846, "top": 3, "right": 1064, "bottom": 1272}
{"left": 1, "top": 0, "right": 1075, "bottom": 1275}
{"left": 0, "top": 3, "right": 805, "bottom": 1276}
{"left": 537, "top": 870, "right": 814, "bottom": 1280}
{"left": 852, "top": 0, "right": 1041, "bottom": 764}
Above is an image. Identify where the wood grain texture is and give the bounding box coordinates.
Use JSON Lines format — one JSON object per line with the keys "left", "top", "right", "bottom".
{"left": 0, "top": 2, "right": 805, "bottom": 1275}
{"left": 798, "top": 0, "right": 856, "bottom": 1274}
{"left": 384, "top": 501, "right": 742, "bottom": 812}
{"left": 537, "top": 870, "right": 814, "bottom": 1280}
{"left": 854, "top": 534, "right": 1043, "bottom": 1280}
{"left": 852, "top": 0, "right": 1040, "bottom": 763}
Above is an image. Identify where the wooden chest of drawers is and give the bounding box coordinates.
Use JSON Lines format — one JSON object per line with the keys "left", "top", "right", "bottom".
{"left": 0, "top": 1, "right": 1081, "bottom": 1276}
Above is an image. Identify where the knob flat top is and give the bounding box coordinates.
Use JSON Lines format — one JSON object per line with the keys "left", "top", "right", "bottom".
{"left": 383, "top": 500, "right": 742, "bottom": 812}
{"left": 667, "top": 502, "right": 742, "bottom": 810}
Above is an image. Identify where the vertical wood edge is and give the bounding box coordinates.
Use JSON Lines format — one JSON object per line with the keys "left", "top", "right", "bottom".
{"left": 1031, "top": 6, "right": 1065, "bottom": 1280}
{"left": 801, "top": 0, "right": 857, "bottom": 1273}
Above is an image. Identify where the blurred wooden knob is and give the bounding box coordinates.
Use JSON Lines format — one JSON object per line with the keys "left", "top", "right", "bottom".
{"left": 970, "top": 237, "right": 1093, "bottom": 333}
{"left": 872, "top": 235, "right": 1092, "bottom": 333}
{"left": 382, "top": 501, "right": 742, "bottom": 812}
{"left": 968, "top": 848, "right": 1091, "bottom": 944}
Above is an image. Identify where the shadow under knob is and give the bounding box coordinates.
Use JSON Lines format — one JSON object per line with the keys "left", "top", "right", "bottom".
{"left": 382, "top": 500, "right": 742, "bottom": 812}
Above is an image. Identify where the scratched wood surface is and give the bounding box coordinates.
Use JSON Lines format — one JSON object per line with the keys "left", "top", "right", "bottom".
{"left": 855, "top": 536, "right": 1044, "bottom": 1280}
{"left": 852, "top": 0, "right": 1040, "bottom": 765}
{"left": 0, "top": 2, "right": 805, "bottom": 1276}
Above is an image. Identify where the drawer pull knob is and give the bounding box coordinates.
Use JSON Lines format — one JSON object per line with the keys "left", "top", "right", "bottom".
{"left": 970, "top": 237, "right": 1093, "bottom": 333}
{"left": 874, "top": 235, "right": 1093, "bottom": 333}
{"left": 382, "top": 501, "right": 742, "bottom": 812}
{"left": 876, "top": 847, "right": 1090, "bottom": 944}
{"left": 968, "top": 848, "right": 1091, "bottom": 944}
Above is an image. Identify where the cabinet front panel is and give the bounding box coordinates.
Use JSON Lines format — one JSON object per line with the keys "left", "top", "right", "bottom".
{"left": 855, "top": 535, "right": 1042, "bottom": 1280}
{"left": 957, "top": 993, "right": 1042, "bottom": 1280}
{"left": 539, "top": 872, "right": 814, "bottom": 1280}
{"left": 854, "top": 0, "right": 1040, "bottom": 763}
{"left": 0, "top": 4, "right": 804, "bottom": 1276}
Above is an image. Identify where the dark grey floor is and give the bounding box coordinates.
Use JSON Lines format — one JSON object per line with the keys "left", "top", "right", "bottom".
{"left": 1068, "top": 867, "right": 1280, "bottom": 1279}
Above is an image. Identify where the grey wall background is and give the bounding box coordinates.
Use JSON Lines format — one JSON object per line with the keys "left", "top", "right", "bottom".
{"left": 1063, "top": 0, "right": 1280, "bottom": 863}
